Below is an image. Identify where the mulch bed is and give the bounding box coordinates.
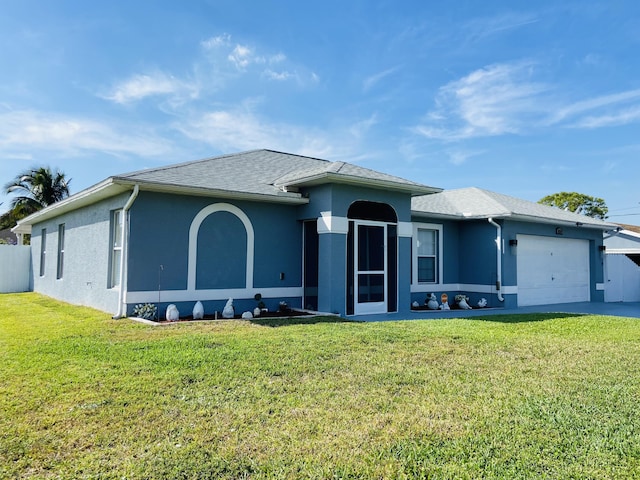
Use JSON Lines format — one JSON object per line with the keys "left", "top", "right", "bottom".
{"left": 149, "top": 309, "right": 310, "bottom": 324}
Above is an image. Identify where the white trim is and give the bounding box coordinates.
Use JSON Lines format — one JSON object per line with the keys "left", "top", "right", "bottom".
{"left": 187, "top": 203, "right": 254, "bottom": 290}
{"left": 411, "top": 282, "right": 518, "bottom": 295}
{"left": 317, "top": 212, "right": 349, "bottom": 234}
{"left": 412, "top": 222, "right": 443, "bottom": 286}
{"left": 606, "top": 248, "right": 640, "bottom": 254}
{"left": 125, "top": 286, "right": 303, "bottom": 304}
{"left": 398, "top": 221, "right": 413, "bottom": 238}
{"left": 353, "top": 220, "right": 388, "bottom": 315}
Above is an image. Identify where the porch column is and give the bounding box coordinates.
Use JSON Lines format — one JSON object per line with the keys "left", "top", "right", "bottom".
{"left": 317, "top": 212, "right": 348, "bottom": 316}
{"left": 397, "top": 222, "right": 413, "bottom": 314}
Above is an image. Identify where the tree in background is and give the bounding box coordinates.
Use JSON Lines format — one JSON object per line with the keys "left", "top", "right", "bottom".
{"left": 538, "top": 192, "right": 608, "bottom": 220}
{"left": 2, "top": 167, "right": 71, "bottom": 227}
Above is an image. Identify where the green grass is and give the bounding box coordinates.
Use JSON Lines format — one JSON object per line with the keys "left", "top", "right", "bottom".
{"left": 2, "top": 293, "right": 640, "bottom": 479}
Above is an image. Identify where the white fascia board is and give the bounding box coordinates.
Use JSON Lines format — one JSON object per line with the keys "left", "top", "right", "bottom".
{"left": 280, "top": 173, "right": 441, "bottom": 196}
{"left": 411, "top": 210, "right": 615, "bottom": 230}
{"left": 115, "top": 178, "right": 309, "bottom": 205}
{"left": 606, "top": 248, "right": 640, "bottom": 254}
{"left": 507, "top": 214, "right": 615, "bottom": 230}
{"left": 14, "top": 178, "right": 129, "bottom": 228}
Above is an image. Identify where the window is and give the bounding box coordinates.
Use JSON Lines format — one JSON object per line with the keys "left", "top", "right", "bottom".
{"left": 56, "top": 224, "right": 65, "bottom": 279}
{"left": 412, "top": 223, "right": 442, "bottom": 284}
{"left": 110, "top": 210, "right": 123, "bottom": 288}
{"left": 39, "top": 228, "right": 47, "bottom": 277}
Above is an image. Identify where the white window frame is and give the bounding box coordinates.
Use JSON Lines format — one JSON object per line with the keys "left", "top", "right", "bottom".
{"left": 39, "top": 228, "right": 47, "bottom": 277}
{"left": 412, "top": 223, "right": 443, "bottom": 286}
{"left": 110, "top": 210, "right": 123, "bottom": 288}
{"left": 56, "top": 224, "right": 65, "bottom": 280}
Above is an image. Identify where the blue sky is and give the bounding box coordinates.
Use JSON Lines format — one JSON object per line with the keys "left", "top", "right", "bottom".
{"left": 2, "top": 1, "right": 640, "bottom": 220}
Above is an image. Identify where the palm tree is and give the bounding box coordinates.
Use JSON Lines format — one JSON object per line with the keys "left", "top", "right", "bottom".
{"left": 4, "top": 167, "right": 71, "bottom": 220}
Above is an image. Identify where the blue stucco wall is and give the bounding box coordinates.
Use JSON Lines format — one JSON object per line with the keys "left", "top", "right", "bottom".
{"left": 126, "top": 192, "right": 303, "bottom": 314}
{"left": 30, "top": 192, "right": 130, "bottom": 314}
{"left": 410, "top": 216, "right": 606, "bottom": 309}
{"left": 298, "top": 184, "right": 411, "bottom": 222}
{"left": 300, "top": 184, "right": 413, "bottom": 315}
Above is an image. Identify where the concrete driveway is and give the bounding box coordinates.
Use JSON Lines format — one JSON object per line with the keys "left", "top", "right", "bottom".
{"left": 353, "top": 302, "right": 640, "bottom": 322}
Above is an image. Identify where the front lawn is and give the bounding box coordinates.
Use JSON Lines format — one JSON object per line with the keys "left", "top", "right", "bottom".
{"left": 1, "top": 293, "right": 639, "bottom": 478}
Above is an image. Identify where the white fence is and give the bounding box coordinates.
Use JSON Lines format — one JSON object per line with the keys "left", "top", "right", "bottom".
{"left": 0, "top": 245, "right": 31, "bottom": 293}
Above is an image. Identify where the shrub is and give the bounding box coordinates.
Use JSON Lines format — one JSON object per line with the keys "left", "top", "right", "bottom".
{"left": 132, "top": 303, "right": 157, "bottom": 320}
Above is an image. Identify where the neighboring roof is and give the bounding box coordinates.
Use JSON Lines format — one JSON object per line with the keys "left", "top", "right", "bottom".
{"left": 14, "top": 149, "right": 440, "bottom": 232}
{"left": 604, "top": 223, "right": 640, "bottom": 256}
{"left": 412, "top": 187, "right": 617, "bottom": 230}
{"left": 616, "top": 223, "right": 640, "bottom": 235}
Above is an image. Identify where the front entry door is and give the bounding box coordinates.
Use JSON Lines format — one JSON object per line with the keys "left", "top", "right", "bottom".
{"left": 354, "top": 222, "right": 387, "bottom": 314}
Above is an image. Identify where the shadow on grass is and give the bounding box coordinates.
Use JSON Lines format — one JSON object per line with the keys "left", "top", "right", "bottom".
{"left": 469, "top": 312, "right": 586, "bottom": 324}
{"left": 249, "top": 315, "right": 361, "bottom": 328}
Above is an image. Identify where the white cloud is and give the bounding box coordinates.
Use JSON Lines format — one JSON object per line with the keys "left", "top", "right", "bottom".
{"left": 349, "top": 114, "right": 378, "bottom": 139}
{"left": 363, "top": 66, "right": 401, "bottom": 93}
{"left": 174, "top": 105, "right": 379, "bottom": 161}
{"left": 103, "top": 72, "right": 197, "bottom": 104}
{"left": 570, "top": 105, "right": 640, "bottom": 129}
{"left": 445, "top": 149, "right": 483, "bottom": 166}
{"left": 549, "top": 89, "right": 640, "bottom": 124}
{"left": 414, "top": 61, "right": 549, "bottom": 140}
{"left": 414, "top": 60, "right": 640, "bottom": 141}
{"left": 463, "top": 12, "right": 540, "bottom": 42}
{"left": 262, "top": 69, "right": 293, "bottom": 81}
{"left": 201, "top": 33, "right": 231, "bottom": 49}
{"left": 0, "top": 109, "right": 173, "bottom": 157}
{"left": 228, "top": 44, "right": 254, "bottom": 69}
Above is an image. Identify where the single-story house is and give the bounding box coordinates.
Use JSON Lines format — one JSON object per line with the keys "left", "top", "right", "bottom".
{"left": 12, "top": 149, "right": 616, "bottom": 318}
{"left": 603, "top": 224, "right": 640, "bottom": 302}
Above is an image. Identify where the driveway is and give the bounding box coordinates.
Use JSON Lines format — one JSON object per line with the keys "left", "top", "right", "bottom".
{"left": 353, "top": 302, "right": 640, "bottom": 322}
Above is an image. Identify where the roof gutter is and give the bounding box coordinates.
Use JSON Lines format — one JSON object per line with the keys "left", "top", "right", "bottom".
{"left": 113, "top": 184, "right": 139, "bottom": 319}
{"left": 488, "top": 218, "right": 505, "bottom": 302}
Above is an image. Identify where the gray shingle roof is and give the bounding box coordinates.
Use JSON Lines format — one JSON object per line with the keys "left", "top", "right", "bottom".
{"left": 115, "top": 149, "right": 438, "bottom": 197}
{"left": 412, "top": 187, "right": 616, "bottom": 229}
{"left": 115, "top": 150, "right": 328, "bottom": 197}
{"left": 273, "top": 157, "right": 437, "bottom": 194}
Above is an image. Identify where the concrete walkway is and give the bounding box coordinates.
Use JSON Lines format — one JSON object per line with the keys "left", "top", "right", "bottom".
{"left": 352, "top": 302, "right": 640, "bottom": 322}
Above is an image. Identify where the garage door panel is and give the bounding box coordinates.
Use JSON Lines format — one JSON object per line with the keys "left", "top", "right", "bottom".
{"left": 517, "top": 235, "right": 590, "bottom": 306}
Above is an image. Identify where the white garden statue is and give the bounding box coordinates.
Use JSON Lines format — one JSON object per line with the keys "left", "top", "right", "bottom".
{"left": 477, "top": 298, "right": 488, "bottom": 308}
{"left": 241, "top": 311, "right": 253, "bottom": 319}
{"left": 427, "top": 293, "right": 439, "bottom": 310}
{"left": 222, "top": 298, "right": 235, "bottom": 319}
{"left": 439, "top": 301, "right": 450, "bottom": 310}
{"left": 166, "top": 304, "right": 179, "bottom": 322}
{"left": 458, "top": 297, "right": 472, "bottom": 310}
{"left": 192, "top": 301, "right": 204, "bottom": 320}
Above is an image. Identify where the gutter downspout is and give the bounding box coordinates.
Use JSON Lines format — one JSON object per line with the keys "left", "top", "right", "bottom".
{"left": 114, "top": 184, "right": 139, "bottom": 318}
{"left": 488, "top": 218, "right": 505, "bottom": 302}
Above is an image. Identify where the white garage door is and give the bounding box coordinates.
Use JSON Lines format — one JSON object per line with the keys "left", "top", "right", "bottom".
{"left": 517, "top": 235, "right": 590, "bottom": 306}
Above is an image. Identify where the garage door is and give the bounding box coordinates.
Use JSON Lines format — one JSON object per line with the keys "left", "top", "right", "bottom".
{"left": 516, "top": 235, "right": 590, "bottom": 306}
